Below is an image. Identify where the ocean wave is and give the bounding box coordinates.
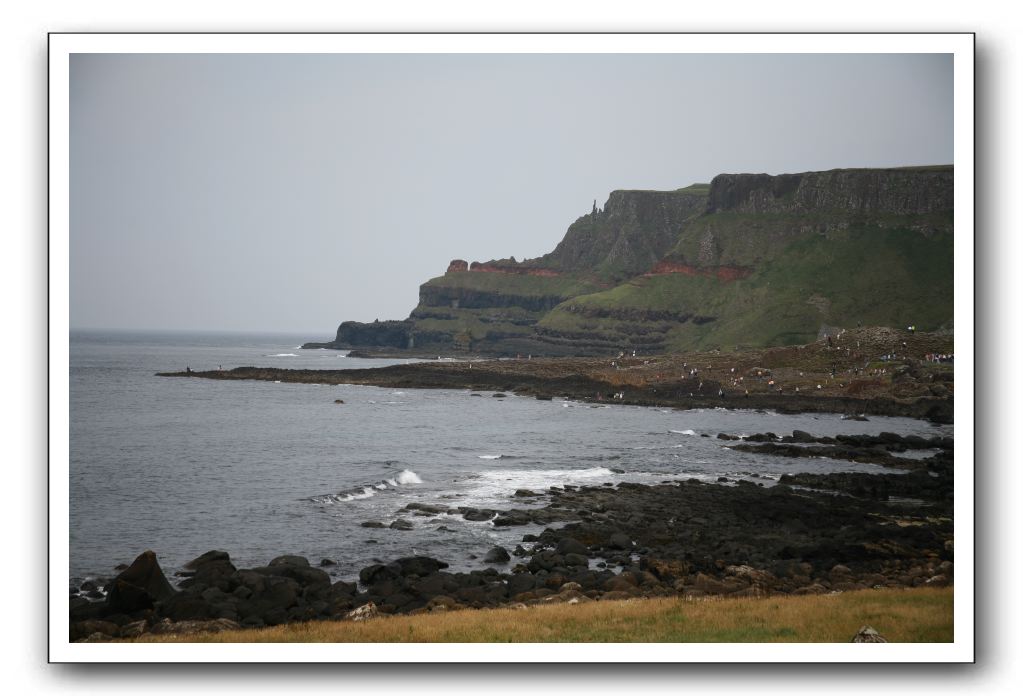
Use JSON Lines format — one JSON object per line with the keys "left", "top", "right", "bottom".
{"left": 267, "top": 353, "right": 298, "bottom": 357}
{"left": 310, "top": 469, "right": 423, "bottom": 505}
{"left": 457, "top": 466, "right": 617, "bottom": 505}
{"left": 670, "top": 429, "right": 698, "bottom": 436}
{"left": 478, "top": 455, "right": 502, "bottom": 460}
{"left": 395, "top": 469, "right": 423, "bottom": 484}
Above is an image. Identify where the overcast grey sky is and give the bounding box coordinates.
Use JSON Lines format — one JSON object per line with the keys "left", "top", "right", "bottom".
{"left": 70, "top": 53, "right": 952, "bottom": 335}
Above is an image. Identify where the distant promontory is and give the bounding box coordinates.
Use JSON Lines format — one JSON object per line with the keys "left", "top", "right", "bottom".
{"left": 304, "top": 166, "right": 953, "bottom": 356}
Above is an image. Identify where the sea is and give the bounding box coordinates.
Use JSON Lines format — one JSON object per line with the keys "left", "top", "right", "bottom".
{"left": 69, "top": 330, "right": 954, "bottom": 587}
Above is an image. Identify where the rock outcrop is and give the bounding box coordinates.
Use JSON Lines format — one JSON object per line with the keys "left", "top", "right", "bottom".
{"left": 706, "top": 167, "right": 953, "bottom": 216}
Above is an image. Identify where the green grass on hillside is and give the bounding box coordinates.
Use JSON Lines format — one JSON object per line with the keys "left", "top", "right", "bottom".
{"left": 539, "top": 224, "right": 953, "bottom": 351}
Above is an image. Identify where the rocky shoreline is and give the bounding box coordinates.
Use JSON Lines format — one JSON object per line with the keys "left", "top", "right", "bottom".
{"left": 161, "top": 327, "right": 955, "bottom": 423}
{"left": 70, "top": 429, "right": 953, "bottom": 642}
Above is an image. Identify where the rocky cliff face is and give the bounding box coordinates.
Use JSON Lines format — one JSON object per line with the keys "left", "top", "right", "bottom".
{"left": 307, "top": 166, "right": 953, "bottom": 355}
{"left": 707, "top": 167, "right": 953, "bottom": 215}
{"left": 541, "top": 189, "right": 708, "bottom": 280}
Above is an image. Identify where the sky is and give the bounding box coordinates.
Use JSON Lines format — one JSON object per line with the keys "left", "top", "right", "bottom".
{"left": 69, "top": 52, "right": 953, "bottom": 336}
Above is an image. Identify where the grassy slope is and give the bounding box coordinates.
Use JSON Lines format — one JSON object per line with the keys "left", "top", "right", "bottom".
{"left": 539, "top": 218, "right": 953, "bottom": 351}
{"left": 130, "top": 587, "right": 953, "bottom": 643}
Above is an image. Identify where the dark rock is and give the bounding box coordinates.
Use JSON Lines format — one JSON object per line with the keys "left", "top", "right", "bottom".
{"left": 269, "top": 555, "right": 310, "bottom": 567}
{"left": 263, "top": 608, "right": 288, "bottom": 626}
{"left": 394, "top": 556, "right": 449, "bottom": 577}
{"left": 389, "top": 519, "right": 414, "bottom": 530}
{"left": 105, "top": 550, "right": 177, "bottom": 614}
{"left": 359, "top": 564, "right": 400, "bottom": 586}
{"left": 319, "top": 558, "right": 336, "bottom": 567}
{"left": 361, "top": 521, "right": 386, "bottom": 528}
{"left": 493, "top": 510, "right": 532, "bottom": 526}
{"left": 556, "top": 538, "right": 588, "bottom": 556}
{"left": 404, "top": 502, "right": 450, "bottom": 514}
{"left": 184, "top": 550, "right": 230, "bottom": 569}
{"left": 461, "top": 509, "right": 496, "bottom": 522}
{"left": 159, "top": 594, "right": 217, "bottom": 622}
{"left": 484, "top": 546, "right": 511, "bottom": 564}
{"left": 527, "top": 551, "right": 565, "bottom": 573}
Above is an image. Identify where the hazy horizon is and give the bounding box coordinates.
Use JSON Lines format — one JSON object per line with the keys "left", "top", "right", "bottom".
{"left": 70, "top": 53, "right": 953, "bottom": 336}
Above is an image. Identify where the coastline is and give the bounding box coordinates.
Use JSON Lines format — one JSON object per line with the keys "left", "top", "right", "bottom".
{"left": 66, "top": 328, "right": 956, "bottom": 642}
{"left": 71, "top": 426, "right": 953, "bottom": 642}
{"left": 163, "top": 327, "right": 954, "bottom": 423}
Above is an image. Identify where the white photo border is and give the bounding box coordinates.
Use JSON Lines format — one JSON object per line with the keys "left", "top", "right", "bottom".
{"left": 49, "top": 31, "right": 974, "bottom": 663}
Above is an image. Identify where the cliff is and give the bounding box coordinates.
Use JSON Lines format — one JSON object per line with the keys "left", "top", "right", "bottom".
{"left": 706, "top": 167, "right": 953, "bottom": 215}
{"left": 305, "top": 166, "right": 953, "bottom": 355}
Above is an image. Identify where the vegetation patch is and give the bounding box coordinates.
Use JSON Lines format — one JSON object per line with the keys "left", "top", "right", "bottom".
{"left": 126, "top": 587, "right": 952, "bottom": 643}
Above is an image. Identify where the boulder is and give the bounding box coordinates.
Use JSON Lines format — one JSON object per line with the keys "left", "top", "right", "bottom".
{"left": 484, "top": 546, "right": 511, "bottom": 564}
{"left": 105, "top": 550, "right": 177, "bottom": 614}
{"left": 506, "top": 573, "right": 537, "bottom": 596}
{"left": 181, "top": 558, "right": 237, "bottom": 589}
{"left": 527, "top": 551, "right": 565, "bottom": 573}
{"left": 404, "top": 502, "right": 450, "bottom": 514}
{"left": 269, "top": 555, "right": 310, "bottom": 568}
{"left": 389, "top": 519, "right": 414, "bottom": 530}
{"left": 346, "top": 602, "right": 379, "bottom": 622}
{"left": 393, "top": 556, "right": 449, "bottom": 577}
{"left": 184, "top": 550, "right": 230, "bottom": 569}
{"left": 359, "top": 563, "right": 400, "bottom": 586}
{"left": 158, "top": 594, "right": 218, "bottom": 621}
{"left": 251, "top": 564, "right": 332, "bottom": 591}
{"left": 851, "top": 625, "right": 888, "bottom": 643}
{"left": 563, "top": 553, "right": 589, "bottom": 567}
{"left": 556, "top": 538, "right": 588, "bottom": 556}
{"left": 608, "top": 532, "right": 633, "bottom": 551}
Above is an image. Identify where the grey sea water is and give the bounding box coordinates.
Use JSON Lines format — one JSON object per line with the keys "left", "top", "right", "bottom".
{"left": 69, "top": 330, "right": 953, "bottom": 586}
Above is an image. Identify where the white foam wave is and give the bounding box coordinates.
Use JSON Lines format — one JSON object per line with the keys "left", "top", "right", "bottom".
{"left": 268, "top": 353, "right": 298, "bottom": 357}
{"left": 312, "top": 469, "right": 422, "bottom": 506}
{"left": 478, "top": 455, "right": 502, "bottom": 460}
{"left": 458, "top": 466, "right": 617, "bottom": 506}
{"left": 670, "top": 429, "right": 698, "bottom": 436}
{"left": 395, "top": 469, "right": 423, "bottom": 484}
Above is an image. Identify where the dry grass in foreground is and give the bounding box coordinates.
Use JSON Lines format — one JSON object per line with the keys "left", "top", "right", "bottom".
{"left": 128, "top": 587, "right": 952, "bottom": 643}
